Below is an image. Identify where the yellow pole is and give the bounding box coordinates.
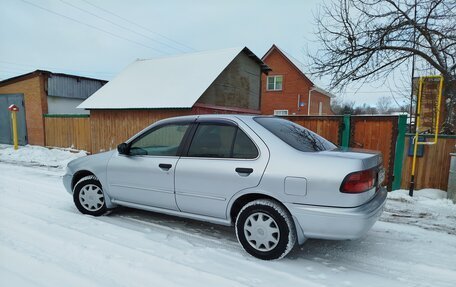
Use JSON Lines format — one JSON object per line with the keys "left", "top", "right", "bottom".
{"left": 433, "top": 76, "right": 444, "bottom": 141}
{"left": 11, "top": 111, "right": 18, "bottom": 150}
{"left": 409, "top": 76, "right": 424, "bottom": 196}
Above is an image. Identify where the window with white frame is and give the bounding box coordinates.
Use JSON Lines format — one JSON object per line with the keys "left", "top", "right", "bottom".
{"left": 274, "top": 110, "right": 288, "bottom": 116}
{"left": 266, "top": 75, "right": 283, "bottom": 91}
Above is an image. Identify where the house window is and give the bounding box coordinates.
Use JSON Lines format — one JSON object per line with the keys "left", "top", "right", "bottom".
{"left": 267, "top": 75, "right": 283, "bottom": 91}
{"left": 274, "top": 110, "right": 288, "bottom": 116}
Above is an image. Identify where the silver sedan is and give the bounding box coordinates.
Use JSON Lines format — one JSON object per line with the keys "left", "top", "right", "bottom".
{"left": 63, "top": 115, "right": 387, "bottom": 260}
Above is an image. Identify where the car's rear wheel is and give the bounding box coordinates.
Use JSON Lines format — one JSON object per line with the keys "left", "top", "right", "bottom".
{"left": 73, "top": 176, "right": 107, "bottom": 216}
{"left": 235, "top": 199, "right": 296, "bottom": 260}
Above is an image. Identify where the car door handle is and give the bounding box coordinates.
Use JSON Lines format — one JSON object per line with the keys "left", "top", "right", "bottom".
{"left": 159, "top": 163, "right": 172, "bottom": 170}
{"left": 235, "top": 168, "right": 253, "bottom": 175}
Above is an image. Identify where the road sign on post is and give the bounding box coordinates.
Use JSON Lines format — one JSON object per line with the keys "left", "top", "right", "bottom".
{"left": 8, "top": 104, "right": 19, "bottom": 150}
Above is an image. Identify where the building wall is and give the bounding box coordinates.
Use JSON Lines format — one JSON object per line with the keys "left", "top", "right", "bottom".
{"left": 90, "top": 109, "right": 191, "bottom": 153}
{"left": 0, "top": 74, "right": 47, "bottom": 145}
{"left": 308, "top": 90, "right": 333, "bottom": 115}
{"left": 197, "top": 52, "right": 261, "bottom": 110}
{"left": 47, "top": 74, "right": 106, "bottom": 100}
{"left": 261, "top": 49, "right": 333, "bottom": 116}
{"left": 47, "top": 96, "right": 89, "bottom": 115}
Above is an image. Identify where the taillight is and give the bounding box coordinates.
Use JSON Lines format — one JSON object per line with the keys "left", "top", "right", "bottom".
{"left": 340, "top": 168, "right": 376, "bottom": 193}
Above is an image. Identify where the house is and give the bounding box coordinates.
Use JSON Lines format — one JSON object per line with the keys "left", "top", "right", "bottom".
{"left": 261, "top": 45, "right": 335, "bottom": 116}
{"left": 78, "top": 47, "right": 270, "bottom": 153}
{"left": 0, "top": 70, "right": 106, "bottom": 146}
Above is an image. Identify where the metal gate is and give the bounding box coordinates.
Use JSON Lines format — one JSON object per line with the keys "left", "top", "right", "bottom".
{"left": 0, "top": 94, "right": 27, "bottom": 145}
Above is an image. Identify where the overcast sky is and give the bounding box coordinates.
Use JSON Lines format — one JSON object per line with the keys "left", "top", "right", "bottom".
{"left": 0, "top": 0, "right": 411, "bottom": 106}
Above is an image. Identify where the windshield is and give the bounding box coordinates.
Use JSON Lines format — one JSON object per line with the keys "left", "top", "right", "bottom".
{"left": 254, "top": 117, "right": 337, "bottom": 152}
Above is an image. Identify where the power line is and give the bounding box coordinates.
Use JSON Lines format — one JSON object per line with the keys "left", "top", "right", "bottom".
{"left": 0, "top": 64, "right": 33, "bottom": 72}
{"left": 80, "top": 0, "right": 195, "bottom": 52}
{"left": 21, "top": 0, "right": 167, "bottom": 55}
{"left": 0, "top": 67, "right": 34, "bottom": 74}
{"left": 59, "top": 0, "right": 185, "bottom": 53}
{"left": 0, "top": 60, "right": 115, "bottom": 76}
{"left": 342, "top": 90, "right": 405, "bottom": 94}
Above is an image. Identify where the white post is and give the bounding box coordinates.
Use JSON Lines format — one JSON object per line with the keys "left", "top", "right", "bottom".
{"left": 308, "top": 88, "right": 316, "bottom": 115}
{"left": 448, "top": 153, "right": 456, "bottom": 203}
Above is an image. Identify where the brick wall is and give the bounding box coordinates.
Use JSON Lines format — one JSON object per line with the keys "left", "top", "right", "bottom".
{"left": 308, "top": 90, "right": 333, "bottom": 115}
{"left": 0, "top": 74, "right": 48, "bottom": 145}
{"left": 261, "top": 48, "right": 333, "bottom": 116}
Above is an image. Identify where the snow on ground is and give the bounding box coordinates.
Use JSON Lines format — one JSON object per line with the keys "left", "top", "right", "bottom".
{"left": 0, "top": 144, "right": 86, "bottom": 168}
{"left": 0, "top": 145, "right": 455, "bottom": 287}
{"left": 384, "top": 189, "right": 456, "bottom": 235}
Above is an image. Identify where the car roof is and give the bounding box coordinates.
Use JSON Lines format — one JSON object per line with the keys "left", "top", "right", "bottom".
{"left": 165, "top": 114, "right": 275, "bottom": 120}
{"left": 153, "top": 114, "right": 280, "bottom": 128}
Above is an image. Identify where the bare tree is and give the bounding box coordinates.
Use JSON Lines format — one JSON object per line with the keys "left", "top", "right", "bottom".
{"left": 377, "top": 96, "right": 392, "bottom": 114}
{"left": 330, "top": 96, "right": 345, "bottom": 114}
{"left": 310, "top": 0, "right": 456, "bottom": 133}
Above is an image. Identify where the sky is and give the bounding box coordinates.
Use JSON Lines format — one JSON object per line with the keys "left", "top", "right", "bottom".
{"left": 0, "top": 0, "right": 412, "bottom": 107}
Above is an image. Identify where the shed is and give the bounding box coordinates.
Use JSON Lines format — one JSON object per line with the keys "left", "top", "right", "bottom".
{"left": 0, "top": 70, "right": 106, "bottom": 146}
{"left": 78, "top": 47, "right": 270, "bottom": 153}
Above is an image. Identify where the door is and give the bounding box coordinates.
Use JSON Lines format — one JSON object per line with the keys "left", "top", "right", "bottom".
{"left": 107, "top": 122, "right": 191, "bottom": 210}
{"left": 175, "top": 120, "right": 269, "bottom": 219}
{"left": 350, "top": 116, "right": 398, "bottom": 190}
{"left": 0, "top": 94, "right": 27, "bottom": 145}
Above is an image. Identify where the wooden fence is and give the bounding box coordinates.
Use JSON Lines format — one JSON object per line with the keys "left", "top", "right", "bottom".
{"left": 350, "top": 116, "right": 399, "bottom": 190}
{"left": 44, "top": 115, "right": 92, "bottom": 152}
{"left": 282, "top": 116, "right": 343, "bottom": 145}
{"left": 285, "top": 115, "right": 399, "bottom": 189}
{"left": 43, "top": 113, "right": 454, "bottom": 191}
{"left": 400, "top": 135, "right": 455, "bottom": 190}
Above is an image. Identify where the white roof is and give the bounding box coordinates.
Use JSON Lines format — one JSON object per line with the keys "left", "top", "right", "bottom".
{"left": 312, "top": 86, "right": 336, "bottom": 98}
{"left": 78, "top": 47, "right": 247, "bottom": 109}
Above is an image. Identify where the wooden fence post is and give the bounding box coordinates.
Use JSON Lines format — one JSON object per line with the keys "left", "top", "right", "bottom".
{"left": 392, "top": 115, "right": 407, "bottom": 190}
{"left": 341, "top": 114, "right": 351, "bottom": 147}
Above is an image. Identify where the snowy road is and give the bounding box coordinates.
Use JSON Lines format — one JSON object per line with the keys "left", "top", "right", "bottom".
{"left": 1, "top": 161, "right": 455, "bottom": 287}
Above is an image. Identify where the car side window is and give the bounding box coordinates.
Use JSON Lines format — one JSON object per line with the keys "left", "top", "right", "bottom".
{"left": 232, "top": 128, "right": 258, "bottom": 159}
{"left": 187, "top": 123, "right": 258, "bottom": 159}
{"left": 130, "top": 124, "right": 190, "bottom": 156}
{"left": 188, "top": 124, "right": 237, "bottom": 158}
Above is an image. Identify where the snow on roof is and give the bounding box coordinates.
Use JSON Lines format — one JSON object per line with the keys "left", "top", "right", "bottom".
{"left": 78, "top": 47, "right": 261, "bottom": 109}
{"left": 312, "top": 85, "right": 336, "bottom": 98}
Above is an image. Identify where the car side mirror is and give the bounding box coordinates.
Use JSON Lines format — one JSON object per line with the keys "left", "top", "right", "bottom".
{"left": 117, "top": 143, "right": 130, "bottom": 155}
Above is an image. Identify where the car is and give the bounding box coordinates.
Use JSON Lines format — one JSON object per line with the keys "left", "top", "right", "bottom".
{"left": 63, "top": 115, "right": 387, "bottom": 260}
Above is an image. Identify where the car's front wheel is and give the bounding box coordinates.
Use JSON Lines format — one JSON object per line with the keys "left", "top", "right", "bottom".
{"left": 73, "top": 176, "right": 107, "bottom": 216}
{"left": 235, "top": 199, "right": 296, "bottom": 260}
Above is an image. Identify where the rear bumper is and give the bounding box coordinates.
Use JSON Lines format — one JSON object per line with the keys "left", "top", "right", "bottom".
{"left": 287, "top": 187, "right": 387, "bottom": 240}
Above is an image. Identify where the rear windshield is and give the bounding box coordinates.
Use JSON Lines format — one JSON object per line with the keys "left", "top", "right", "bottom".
{"left": 254, "top": 117, "right": 337, "bottom": 152}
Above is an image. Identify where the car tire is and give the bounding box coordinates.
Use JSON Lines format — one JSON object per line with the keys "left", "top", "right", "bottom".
{"left": 73, "top": 175, "right": 107, "bottom": 216}
{"left": 235, "top": 199, "right": 296, "bottom": 260}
